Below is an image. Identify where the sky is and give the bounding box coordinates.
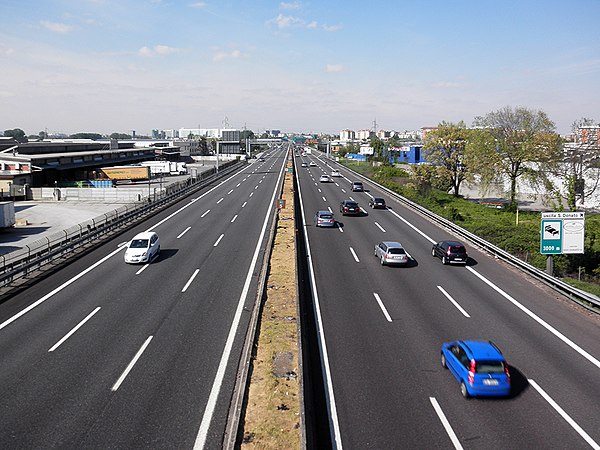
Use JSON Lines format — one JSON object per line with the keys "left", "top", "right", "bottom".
{"left": 1, "top": 0, "right": 599, "bottom": 136}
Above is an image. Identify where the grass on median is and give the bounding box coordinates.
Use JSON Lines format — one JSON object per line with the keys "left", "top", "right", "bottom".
{"left": 241, "top": 162, "right": 301, "bottom": 449}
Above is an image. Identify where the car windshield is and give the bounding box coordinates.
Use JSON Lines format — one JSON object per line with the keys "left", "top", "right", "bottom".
{"left": 130, "top": 239, "right": 149, "bottom": 249}
{"left": 388, "top": 248, "right": 405, "bottom": 255}
{"left": 476, "top": 360, "right": 506, "bottom": 374}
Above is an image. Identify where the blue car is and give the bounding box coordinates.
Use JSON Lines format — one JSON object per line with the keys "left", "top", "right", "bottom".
{"left": 441, "top": 340, "right": 511, "bottom": 398}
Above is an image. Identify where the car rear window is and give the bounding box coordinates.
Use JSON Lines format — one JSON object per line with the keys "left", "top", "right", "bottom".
{"left": 347, "top": 202, "right": 358, "bottom": 207}
{"left": 388, "top": 248, "right": 406, "bottom": 255}
{"left": 320, "top": 213, "right": 333, "bottom": 219}
{"left": 451, "top": 246, "right": 466, "bottom": 253}
{"left": 476, "top": 361, "right": 505, "bottom": 374}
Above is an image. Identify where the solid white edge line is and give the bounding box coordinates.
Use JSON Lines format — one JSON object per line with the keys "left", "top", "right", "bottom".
{"left": 373, "top": 293, "right": 392, "bottom": 322}
{"left": 193, "top": 145, "right": 287, "bottom": 449}
{"left": 48, "top": 307, "right": 101, "bottom": 352}
{"left": 429, "top": 397, "right": 464, "bottom": 450}
{"left": 465, "top": 266, "right": 600, "bottom": 370}
{"left": 297, "top": 152, "right": 344, "bottom": 449}
{"left": 182, "top": 269, "right": 200, "bottom": 293}
{"left": 231, "top": 215, "right": 238, "bottom": 223}
{"left": 111, "top": 335, "right": 153, "bottom": 392}
{"left": 437, "top": 286, "right": 471, "bottom": 318}
{"left": 213, "top": 234, "right": 225, "bottom": 247}
{"left": 528, "top": 379, "right": 600, "bottom": 449}
{"left": 177, "top": 226, "right": 192, "bottom": 239}
{"left": 349, "top": 247, "right": 360, "bottom": 263}
{"left": 387, "top": 208, "right": 436, "bottom": 244}
{"left": 374, "top": 222, "right": 386, "bottom": 233}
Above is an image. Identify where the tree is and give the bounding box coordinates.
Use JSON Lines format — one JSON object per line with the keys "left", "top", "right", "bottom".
{"left": 370, "top": 137, "right": 385, "bottom": 164}
{"left": 471, "top": 106, "right": 563, "bottom": 211}
{"left": 423, "top": 121, "right": 473, "bottom": 196}
{"left": 110, "top": 132, "right": 132, "bottom": 139}
{"left": 3, "top": 128, "right": 27, "bottom": 142}
{"left": 38, "top": 130, "right": 48, "bottom": 140}
{"left": 69, "top": 133, "right": 103, "bottom": 140}
{"left": 558, "top": 117, "right": 600, "bottom": 210}
{"left": 240, "top": 130, "right": 255, "bottom": 140}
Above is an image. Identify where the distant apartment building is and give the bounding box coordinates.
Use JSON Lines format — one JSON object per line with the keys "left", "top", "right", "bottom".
{"left": 578, "top": 126, "right": 600, "bottom": 145}
{"left": 377, "top": 129, "right": 392, "bottom": 140}
{"left": 340, "top": 129, "right": 356, "bottom": 141}
{"left": 420, "top": 127, "right": 438, "bottom": 140}
{"left": 163, "top": 129, "right": 179, "bottom": 139}
{"left": 179, "top": 128, "right": 220, "bottom": 139}
{"left": 357, "top": 129, "right": 373, "bottom": 141}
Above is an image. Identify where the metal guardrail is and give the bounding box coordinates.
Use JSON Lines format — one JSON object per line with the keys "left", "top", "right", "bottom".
{"left": 330, "top": 157, "right": 600, "bottom": 312}
{"left": 0, "top": 160, "right": 244, "bottom": 289}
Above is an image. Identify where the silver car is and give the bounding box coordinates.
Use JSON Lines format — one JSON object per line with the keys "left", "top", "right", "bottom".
{"left": 374, "top": 241, "right": 408, "bottom": 266}
{"left": 314, "top": 211, "right": 336, "bottom": 227}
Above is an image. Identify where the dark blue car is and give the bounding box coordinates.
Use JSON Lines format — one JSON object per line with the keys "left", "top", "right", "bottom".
{"left": 441, "top": 340, "right": 510, "bottom": 398}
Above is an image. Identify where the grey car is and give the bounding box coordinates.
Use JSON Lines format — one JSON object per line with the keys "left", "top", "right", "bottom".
{"left": 374, "top": 241, "right": 408, "bottom": 266}
{"left": 314, "top": 211, "right": 336, "bottom": 227}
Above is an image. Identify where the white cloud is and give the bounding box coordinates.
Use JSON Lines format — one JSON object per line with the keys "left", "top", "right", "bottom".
{"left": 189, "top": 2, "right": 207, "bottom": 8}
{"left": 40, "top": 21, "right": 73, "bottom": 33}
{"left": 280, "top": 1, "right": 301, "bottom": 10}
{"left": 138, "top": 45, "right": 184, "bottom": 57}
{"left": 306, "top": 21, "right": 318, "bottom": 29}
{"left": 322, "top": 24, "right": 342, "bottom": 32}
{"left": 268, "top": 14, "right": 304, "bottom": 29}
{"left": 433, "top": 81, "right": 461, "bottom": 88}
{"left": 213, "top": 49, "right": 244, "bottom": 62}
{"left": 325, "top": 64, "right": 344, "bottom": 73}
{"left": 1, "top": 47, "right": 15, "bottom": 57}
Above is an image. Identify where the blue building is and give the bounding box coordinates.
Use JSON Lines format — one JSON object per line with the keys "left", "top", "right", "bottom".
{"left": 389, "top": 145, "right": 425, "bottom": 164}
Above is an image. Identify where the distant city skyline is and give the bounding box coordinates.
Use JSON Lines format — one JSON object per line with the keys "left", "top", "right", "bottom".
{"left": 1, "top": 0, "right": 599, "bottom": 136}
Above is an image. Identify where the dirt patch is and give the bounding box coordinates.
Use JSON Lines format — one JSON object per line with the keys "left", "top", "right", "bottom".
{"left": 241, "top": 156, "right": 300, "bottom": 449}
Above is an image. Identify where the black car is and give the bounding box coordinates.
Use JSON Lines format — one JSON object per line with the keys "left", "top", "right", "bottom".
{"left": 340, "top": 200, "right": 361, "bottom": 216}
{"left": 432, "top": 240, "right": 468, "bottom": 265}
{"left": 368, "top": 197, "right": 386, "bottom": 209}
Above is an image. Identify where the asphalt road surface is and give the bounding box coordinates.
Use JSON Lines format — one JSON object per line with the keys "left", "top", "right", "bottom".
{"left": 0, "top": 145, "right": 288, "bottom": 449}
{"left": 296, "top": 150, "right": 600, "bottom": 449}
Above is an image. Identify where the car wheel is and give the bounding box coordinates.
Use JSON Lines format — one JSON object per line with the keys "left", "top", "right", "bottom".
{"left": 442, "top": 256, "right": 448, "bottom": 265}
{"left": 441, "top": 353, "right": 447, "bottom": 368}
{"left": 431, "top": 248, "right": 436, "bottom": 257}
{"left": 460, "top": 381, "right": 470, "bottom": 398}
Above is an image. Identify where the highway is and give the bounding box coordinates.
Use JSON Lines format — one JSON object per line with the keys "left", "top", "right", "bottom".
{"left": 296, "top": 149, "right": 600, "bottom": 449}
{"left": 0, "top": 146, "right": 288, "bottom": 448}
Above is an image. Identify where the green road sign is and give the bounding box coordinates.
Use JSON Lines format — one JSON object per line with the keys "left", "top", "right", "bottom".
{"left": 541, "top": 219, "right": 562, "bottom": 254}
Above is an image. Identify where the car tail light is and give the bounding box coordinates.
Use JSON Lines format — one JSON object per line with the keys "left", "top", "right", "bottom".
{"left": 468, "top": 359, "right": 476, "bottom": 384}
{"left": 504, "top": 363, "right": 511, "bottom": 383}
{"left": 447, "top": 248, "right": 452, "bottom": 256}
